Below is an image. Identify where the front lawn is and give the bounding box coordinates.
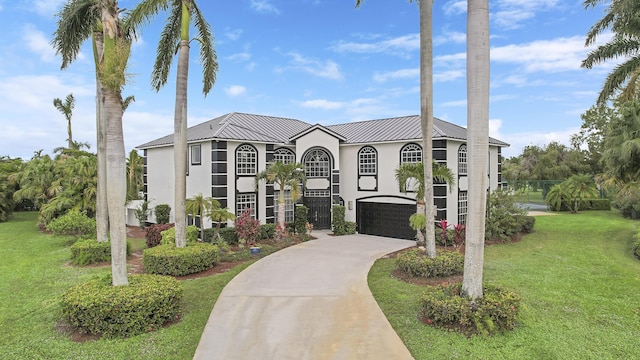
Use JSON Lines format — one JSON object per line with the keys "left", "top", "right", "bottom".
{"left": 0, "top": 212, "right": 249, "bottom": 359}
{"left": 369, "top": 211, "right": 640, "bottom": 359}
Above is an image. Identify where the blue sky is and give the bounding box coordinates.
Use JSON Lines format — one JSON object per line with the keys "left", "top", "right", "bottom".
{"left": 0, "top": 0, "right": 614, "bottom": 159}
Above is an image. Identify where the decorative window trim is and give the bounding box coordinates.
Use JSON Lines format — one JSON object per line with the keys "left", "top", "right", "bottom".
{"left": 236, "top": 193, "right": 257, "bottom": 219}
{"left": 303, "top": 148, "right": 331, "bottom": 178}
{"left": 358, "top": 146, "right": 377, "bottom": 175}
{"left": 273, "top": 147, "right": 296, "bottom": 164}
{"left": 236, "top": 144, "right": 257, "bottom": 175}
{"left": 191, "top": 144, "right": 201, "bottom": 165}
{"left": 400, "top": 143, "right": 422, "bottom": 164}
{"left": 458, "top": 144, "right": 467, "bottom": 176}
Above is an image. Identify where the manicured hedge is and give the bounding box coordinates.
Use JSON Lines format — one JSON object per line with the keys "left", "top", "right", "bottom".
{"left": 160, "top": 225, "right": 198, "bottom": 245}
{"left": 61, "top": 274, "right": 183, "bottom": 338}
{"left": 70, "top": 239, "right": 131, "bottom": 266}
{"left": 396, "top": 249, "right": 464, "bottom": 278}
{"left": 46, "top": 209, "right": 96, "bottom": 239}
{"left": 554, "top": 199, "right": 611, "bottom": 212}
{"left": 143, "top": 243, "right": 219, "bottom": 276}
{"left": 421, "top": 283, "right": 522, "bottom": 336}
{"left": 514, "top": 215, "right": 536, "bottom": 234}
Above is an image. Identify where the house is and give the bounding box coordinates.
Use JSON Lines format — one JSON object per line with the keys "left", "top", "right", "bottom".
{"left": 135, "top": 112, "right": 508, "bottom": 240}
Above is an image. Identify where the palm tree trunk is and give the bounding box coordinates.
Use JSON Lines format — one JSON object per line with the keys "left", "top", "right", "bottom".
{"left": 415, "top": 201, "right": 426, "bottom": 246}
{"left": 419, "top": 0, "right": 436, "bottom": 258}
{"left": 462, "top": 0, "right": 490, "bottom": 300}
{"left": 104, "top": 87, "right": 128, "bottom": 286}
{"left": 277, "top": 185, "right": 286, "bottom": 229}
{"left": 93, "top": 31, "right": 109, "bottom": 243}
{"left": 173, "top": 36, "right": 190, "bottom": 248}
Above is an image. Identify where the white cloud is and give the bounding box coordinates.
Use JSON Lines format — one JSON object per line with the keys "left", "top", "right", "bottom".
{"left": 225, "top": 85, "right": 246, "bottom": 96}
{"left": 500, "top": 126, "right": 580, "bottom": 158}
{"left": 250, "top": 0, "right": 280, "bottom": 15}
{"left": 443, "top": 0, "right": 467, "bottom": 15}
{"left": 280, "top": 52, "right": 343, "bottom": 81}
{"left": 329, "top": 34, "right": 419, "bottom": 57}
{"left": 300, "top": 99, "right": 345, "bottom": 110}
{"left": 29, "top": 0, "right": 65, "bottom": 17}
{"left": 23, "top": 24, "right": 56, "bottom": 62}
{"left": 434, "top": 31, "right": 466, "bottom": 46}
{"left": 227, "top": 52, "right": 251, "bottom": 61}
{"left": 373, "top": 68, "right": 419, "bottom": 83}
{"left": 225, "top": 28, "right": 243, "bottom": 41}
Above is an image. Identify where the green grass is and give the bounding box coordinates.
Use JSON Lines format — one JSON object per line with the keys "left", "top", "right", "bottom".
{"left": 0, "top": 212, "right": 249, "bottom": 359}
{"left": 369, "top": 211, "right": 640, "bottom": 359}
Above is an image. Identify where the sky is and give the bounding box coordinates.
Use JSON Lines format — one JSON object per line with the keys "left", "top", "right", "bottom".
{"left": 0, "top": 0, "right": 616, "bottom": 160}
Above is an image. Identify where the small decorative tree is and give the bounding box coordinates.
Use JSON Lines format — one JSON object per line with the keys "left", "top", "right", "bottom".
{"left": 155, "top": 204, "right": 171, "bottom": 224}
{"left": 235, "top": 208, "right": 260, "bottom": 247}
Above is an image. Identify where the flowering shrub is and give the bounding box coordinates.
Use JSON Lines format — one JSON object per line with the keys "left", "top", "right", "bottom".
{"left": 235, "top": 208, "right": 260, "bottom": 246}
{"left": 396, "top": 249, "right": 464, "bottom": 278}
{"left": 145, "top": 223, "right": 174, "bottom": 248}
{"left": 421, "top": 283, "right": 522, "bottom": 336}
{"left": 438, "top": 219, "right": 449, "bottom": 247}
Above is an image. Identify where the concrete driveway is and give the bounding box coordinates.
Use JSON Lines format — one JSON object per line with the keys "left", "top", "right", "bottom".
{"left": 193, "top": 232, "right": 415, "bottom": 360}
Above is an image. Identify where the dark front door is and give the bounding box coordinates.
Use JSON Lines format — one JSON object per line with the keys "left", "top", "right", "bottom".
{"left": 304, "top": 196, "right": 331, "bottom": 230}
{"left": 357, "top": 201, "right": 415, "bottom": 240}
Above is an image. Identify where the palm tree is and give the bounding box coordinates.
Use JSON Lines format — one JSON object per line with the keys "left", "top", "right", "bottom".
{"left": 462, "top": 0, "right": 490, "bottom": 301}
{"left": 395, "top": 162, "right": 455, "bottom": 248}
{"left": 53, "top": 0, "right": 131, "bottom": 286}
{"left": 53, "top": 93, "right": 75, "bottom": 149}
{"left": 127, "top": 0, "right": 218, "bottom": 248}
{"left": 126, "top": 149, "right": 144, "bottom": 201}
{"left": 582, "top": 0, "right": 640, "bottom": 103}
{"left": 255, "top": 161, "right": 307, "bottom": 230}
{"left": 186, "top": 193, "right": 219, "bottom": 241}
{"left": 208, "top": 207, "right": 235, "bottom": 241}
{"left": 357, "top": 0, "right": 436, "bottom": 257}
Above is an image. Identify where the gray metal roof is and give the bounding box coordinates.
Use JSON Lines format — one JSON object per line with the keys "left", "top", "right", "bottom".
{"left": 137, "top": 112, "right": 509, "bottom": 149}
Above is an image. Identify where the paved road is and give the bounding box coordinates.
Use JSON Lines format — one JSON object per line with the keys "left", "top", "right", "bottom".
{"left": 193, "top": 232, "right": 415, "bottom": 360}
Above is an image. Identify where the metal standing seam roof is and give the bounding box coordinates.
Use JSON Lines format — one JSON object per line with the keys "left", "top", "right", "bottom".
{"left": 136, "top": 112, "right": 509, "bottom": 149}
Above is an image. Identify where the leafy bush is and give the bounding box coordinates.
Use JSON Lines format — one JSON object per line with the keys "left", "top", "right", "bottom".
{"left": 259, "top": 223, "right": 276, "bottom": 240}
{"left": 485, "top": 189, "right": 527, "bottom": 242}
{"left": 145, "top": 223, "right": 174, "bottom": 248}
{"left": 332, "top": 205, "right": 349, "bottom": 235}
{"left": 421, "top": 283, "right": 522, "bottom": 336}
{"left": 134, "top": 200, "right": 149, "bottom": 229}
{"left": 46, "top": 209, "right": 96, "bottom": 240}
{"left": 285, "top": 222, "right": 295, "bottom": 234}
{"left": 587, "top": 199, "right": 611, "bottom": 210}
{"left": 235, "top": 209, "right": 260, "bottom": 246}
{"left": 60, "top": 274, "right": 183, "bottom": 338}
{"left": 143, "top": 243, "right": 219, "bottom": 276}
{"left": 70, "top": 239, "right": 132, "bottom": 266}
{"left": 294, "top": 205, "right": 308, "bottom": 234}
{"left": 219, "top": 227, "right": 238, "bottom": 245}
{"left": 514, "top": 215, "right": 536, "bottom": 233}
{"left": 155, "top": 204, "right": 171, "bottom": 224}
{"left": 396, "top": 249, "right": 464, "bottom": 278}
{"left": 634, "top": 230, "right": 640, "bottom": 259}
{"left": 345, "top": 221, "right": 357, "bottom": 235}
{"left": 160, "top": 225, "right": 198, "bottom": 245}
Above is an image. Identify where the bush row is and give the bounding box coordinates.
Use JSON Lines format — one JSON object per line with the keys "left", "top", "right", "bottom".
{"left": 551, "top": 199, "right": 611, "bottom": 212}
{"left": 332, "top": 205, "right": 357, "bottom": 235}
{"left": 421, "top": 283, "right": 522, "bottom": 336}
{"left": 61, "top": 274, "right": 183, "bottom": 338}
{"left": 396, "top": 249, "right": 464, "bottom": 278}
{"left": 143, "top": 243, "right": 219, "bottom": 276}
{"left": 70, "top": 239, "right": 131, "bottom": 266}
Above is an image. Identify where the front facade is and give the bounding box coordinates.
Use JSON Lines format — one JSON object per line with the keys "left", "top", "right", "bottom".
{"left": 136, "top": 112, "right": 508, "bottom": 240}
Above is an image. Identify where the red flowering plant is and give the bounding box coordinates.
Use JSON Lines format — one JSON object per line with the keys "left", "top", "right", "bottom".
{"left": 437, "top": 219, "right": 448, "bottom": 248}
{"left": 235, "top": 208, "right": 260, "bottom": 247}
{"left": 453, "top": 223, "right": 465, "bottom": 250}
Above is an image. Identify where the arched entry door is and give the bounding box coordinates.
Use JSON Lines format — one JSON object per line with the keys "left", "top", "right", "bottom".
{"left": 302, "top": 148, "right": 332, "bottom": 229}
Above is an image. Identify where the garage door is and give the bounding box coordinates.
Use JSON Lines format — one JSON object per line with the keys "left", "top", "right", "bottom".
{"left": 356, "top": 201, "right": 415, "bottom": 240}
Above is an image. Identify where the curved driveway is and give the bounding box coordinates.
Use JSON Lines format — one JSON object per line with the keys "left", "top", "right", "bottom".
{"left": 193, "top": 232, "right": 415, "bottom": 360}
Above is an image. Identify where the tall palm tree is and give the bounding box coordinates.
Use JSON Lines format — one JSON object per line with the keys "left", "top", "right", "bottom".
{"left": 127, "top": 0, "right": 218, "bottom": 248}
{"left": 53, "top": 0, "right": 131, "bottom": 286}
{"left": 126, "top": 149, "right": 144, "bottom": 201}
{"left": 357, "top": 0, "right": 436, "bottom": 257}
{"left": 255, "top": 161, "right": 307, "bottom": 230}
{"left": 186, "top": 193, "right": 219, "bottom": 241}
{"left": 582, "top": 0, "right": 640, "bottom": 103}
{"left": 462, "top": 0, "right": 490, "bottom": 301}
{"left": 395, "top": 161, "right": 455, "bottom": 247}
{"left": 53, "top": 93, "right": 75, "bottom": 149}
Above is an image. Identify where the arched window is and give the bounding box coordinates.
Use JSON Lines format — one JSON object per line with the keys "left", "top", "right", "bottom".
{"left": 458, "top": 144, "right": 467, "bottom": 175}
{"left": 358, "top": 146, "right": 377, "bottom": 175}
{"left": 236, "top": 144, "right": 257, "bottom": 175}
{"left": 273, "top": 147, "right": 295, "bottom": 164}
{"left": 304, "top": 148, "right": 330, "bottom": 178}
{"left": 400, "top": 143, "right": 422, "bottom": 164}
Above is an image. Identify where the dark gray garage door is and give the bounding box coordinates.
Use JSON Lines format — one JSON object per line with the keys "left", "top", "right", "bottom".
{"left": 356, "top": 201, "right": 415, "bottom": 240}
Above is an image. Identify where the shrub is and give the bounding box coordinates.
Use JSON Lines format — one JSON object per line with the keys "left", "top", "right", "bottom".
{"left": 259, "top": 223, "right": 276, "bottom": 240}
{"left": 285, "top": 222, "right": 296, "bottom": 234}
{"left": 145, "top": 223, "right": 174, "bottom": 248}
{"left": 46, "top": 209, "right": 96, "bottom": 240}
{"left": 60, "top": 274, "right": 183, "bottom": 338}
{"left": 235, "top": 209, "right": 260, "bottom": 246}
{"left": 485, "top": 189, "right": 527, "bottom": 242}
{"left": 218, "top": 227, "right": 238, "bottom": 245}
{"left": 134, "top": 200, "right": 149, "bottom": 229}
{"left": 143, "top": 243, "right": 219, "bottom": 276}
{"left": 70, "top": 239, "right": 132, "bottom": 266}
{"left": 396, "top": 249, "right": 464, "bottom": 278}
{"left": 155, "top": 204, "right": 171, "bottom": 224}
{"left": 160, "top": 225, "right": 198, "bottom": 246}
{"left": 345, "top": 221, "right": 357, "bottom": 235}
{"left": 587, "top": 199, "right": 611, "bottom": 210}
{"left": 634, "top": 230, "right": 640, "bottom": 259}
{"left": 294, "top": 205, "right": 309, "bottom": 234}
{"left": 332, "top": 205, "right": 347, "bottom": 235}
{"left": 421, "top": 283, "right": 522, "bottom": 336}
{"left": 514, "top": 215, "right": 536, "bottom": 233}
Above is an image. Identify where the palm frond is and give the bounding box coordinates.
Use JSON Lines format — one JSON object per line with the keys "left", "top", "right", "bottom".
{"left": 52, "top": 0, "right": 100, "bottom": 69}
{"left": 151, "top": 3, "right": 182, "bottom": 91}
{"left": 191, "top": 1, "right": 218, "bottom": 95}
